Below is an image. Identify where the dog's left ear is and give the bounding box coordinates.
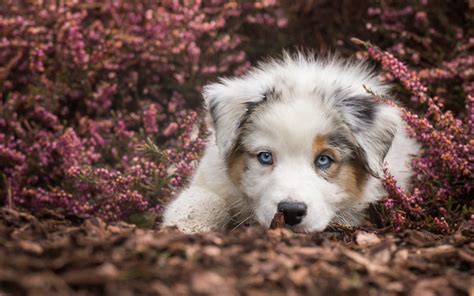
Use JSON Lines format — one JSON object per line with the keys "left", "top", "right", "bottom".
{"left": 203, "top": 80, "right": 266, "bottom": 158}
{"left": 337, "top": 95, "right": 399, "bottom": 178}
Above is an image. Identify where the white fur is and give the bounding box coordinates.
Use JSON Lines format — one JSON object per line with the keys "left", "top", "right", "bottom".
{"left": 163, "top": 53, "right": 420, "bottom": 233}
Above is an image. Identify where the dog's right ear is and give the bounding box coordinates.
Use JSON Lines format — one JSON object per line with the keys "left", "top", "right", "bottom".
{"left": 203, "top": 80, "right": 266, "bottom": 158}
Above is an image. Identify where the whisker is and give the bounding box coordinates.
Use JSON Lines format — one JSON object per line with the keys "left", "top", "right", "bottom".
{"left": 232, "top": 211, "right": 255, "bottom": 230}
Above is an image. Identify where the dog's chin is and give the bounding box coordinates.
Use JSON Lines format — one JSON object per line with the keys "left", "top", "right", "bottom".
{"left": 258, "top": 210, "right": 332, "bottom": 233}
{"left": 290, "top": 225, "right": 311, "bottom": 233}
{"left": 262, "top": 221, "right": 329, "bottom": 233}
{"left": 291, "top": 222, "right": 328, "bottom": 233}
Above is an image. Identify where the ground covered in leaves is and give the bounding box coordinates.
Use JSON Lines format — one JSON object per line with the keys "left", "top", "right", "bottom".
{"left": 0, "top": 208, "right": 472, "bottom": 296}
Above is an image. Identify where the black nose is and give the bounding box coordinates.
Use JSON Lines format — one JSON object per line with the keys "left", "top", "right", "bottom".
{"left": 277, "top": 201, "right": 307, "bottom": 226}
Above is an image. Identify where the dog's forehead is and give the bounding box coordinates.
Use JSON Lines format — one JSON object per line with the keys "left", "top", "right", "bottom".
{"left": 242, "top": 97, "right": 337, "bottom": 152}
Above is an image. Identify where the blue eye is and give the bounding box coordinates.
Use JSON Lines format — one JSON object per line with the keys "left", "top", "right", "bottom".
{"left": 315, "top": 154, "right": 333, "bottom": 169}
{"left": 257, "top": 152, "right": 273, "bottom": 165}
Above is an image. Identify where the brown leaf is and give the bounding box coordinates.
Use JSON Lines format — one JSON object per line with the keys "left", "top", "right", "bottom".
{"left": 191, "top": 271, "right": 236, "bottom": 295}
{"left": 458, "top": 248, "right": 474, "bottom": 264}
{"left": 62, "top": 263, "right": 120, "bottom": 285}
{"left": 409, "top": 277, "right": 454, "bottom": 296}
{"left": 18, "top": 240, "right": 43, "bottom": 255}
{"left": 1, "top": 207, "right": 472, "bottom": 295}
{"left": 355, "top": 231, "right": 381, "bottom": 247}
{"left": 83, "top": 217, "right": 106, "bottom": 237}
{"left": 343, "top": 249, "right": 392, "bottom": 275}
{"left": 270, "top": 212, "right": 285, "bottom": 229}
{"left": 419, "top": 245, "right": 457, "bottom": 258}
{"left": 288, "top": 267, "right": 309, "bottom": 286}
{"left": 404, "top": 230, "right": 440, "bottom": 247}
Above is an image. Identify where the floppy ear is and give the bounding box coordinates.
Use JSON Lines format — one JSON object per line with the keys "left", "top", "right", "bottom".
{"left": 336, "top": 95, "right": 398, "bottom": 178}
{"left": 203, "top": 80, "right": 267, "bottom": 158}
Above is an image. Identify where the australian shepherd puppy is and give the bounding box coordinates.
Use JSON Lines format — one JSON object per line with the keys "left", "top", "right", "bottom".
{"left": 163, "top": 53, "right": 420, "bottom": 233}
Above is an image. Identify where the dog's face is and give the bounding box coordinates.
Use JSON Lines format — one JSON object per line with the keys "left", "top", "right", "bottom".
{"left": 204, "top": 54, "right": 399, "bottom": 232}
{"left": 231, "top": 98, "right": 371, "bottom": 232}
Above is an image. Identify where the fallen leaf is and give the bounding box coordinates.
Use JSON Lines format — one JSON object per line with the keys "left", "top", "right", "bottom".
{"left": 355, "top": 231, "right": 381, "bottom": 247}
{"left": 18, "top": 240, "right": 43, "bottom": 255}
{"left": 270, "top": 212, "right": 285, "bottom": 229}
{"left": 191, "top": 271, "right": 236, "bottom": 295}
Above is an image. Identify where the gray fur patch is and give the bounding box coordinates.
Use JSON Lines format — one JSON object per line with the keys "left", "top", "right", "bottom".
{"left": 225, "top": 90, "right": 273, "bottom": 162}
{"left": 349, "top": 95, "right": 377, "bottom": 126}
{"left": 330, "top": 87, "right": 379, "bottom": 131}
{"left": 354, "top": 145, "right": 378, "bottom": 178}
{"left": 208, "top": 98, "right": 220, "bottom": 127}
{"left": 376, "top": 123, "right": 396, "bottom": 161}
{"left": 327, "top": 130, "right": 357, "bottom": 159}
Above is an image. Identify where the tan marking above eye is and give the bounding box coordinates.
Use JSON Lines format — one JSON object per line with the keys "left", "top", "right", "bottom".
{"left": 312, "top": 135, "right": 339, "bottom": 164}
{"left": 312, "top": 134, "right": 368, "bottom": 200}
{"left": 312, "top": 135, "right": 327, "bottom": 155}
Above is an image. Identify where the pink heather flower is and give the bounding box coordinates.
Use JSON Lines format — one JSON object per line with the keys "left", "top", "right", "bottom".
{"left": 34, "top": 106, "right": 60, "bottom": 130}
{"left": 163, "top": 122, "right": 179, "bottom": 137}
{"left": 0, "top": 145, "right": 26, "bottom": 165}
{"left": 3, "top": 0, "right": 275, "bottom": 220}
{"left": 392, "top": 212, "right": 407, "bottom": 232}
{"left": 414, "top": 11, "right": 428, "bottom": 25}
{"left": 56, "top": 129, "right": 83, "bottom": 169}
{"left": 143, "top": 104, "right": 159, "bottom": 135}
{"left": 88, "top": 83, "right": 117, "bottom": 115}
{"left": 357, "top": 36, "right": 472, "bottom": 232}
{"left": 433, "top": 217, "right": 450, "bottom": 233}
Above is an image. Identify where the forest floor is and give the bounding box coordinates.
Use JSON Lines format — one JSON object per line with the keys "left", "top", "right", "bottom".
{"left": 0, "top": 207, "right": 472, "bottom": 296}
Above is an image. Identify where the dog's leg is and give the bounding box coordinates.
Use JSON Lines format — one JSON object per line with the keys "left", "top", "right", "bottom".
{"left": 162, "top": 186, "right": 230, "bottom": 233}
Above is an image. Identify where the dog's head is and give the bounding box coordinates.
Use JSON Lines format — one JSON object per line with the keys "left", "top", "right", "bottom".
{"left": 204, "top": 53, "right": 400, "bottom": 232}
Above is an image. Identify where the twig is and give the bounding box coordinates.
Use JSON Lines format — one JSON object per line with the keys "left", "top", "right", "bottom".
{"left": 270, "top": 212, "right": 285, "bottom": 229}
{"left": 6, "top": 178, "right": 13, "bottom": 209}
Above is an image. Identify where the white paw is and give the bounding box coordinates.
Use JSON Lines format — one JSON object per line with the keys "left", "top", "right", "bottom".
{"left": 163, "top": 187, "right": 230, "bottom": 233}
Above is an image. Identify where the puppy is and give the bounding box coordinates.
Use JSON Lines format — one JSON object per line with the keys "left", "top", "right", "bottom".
{"left": 163, "top": 53, "right": 419, "bottom": 233}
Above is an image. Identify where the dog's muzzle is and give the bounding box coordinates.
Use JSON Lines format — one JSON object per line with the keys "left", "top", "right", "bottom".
{"left": 277, "top": 201, "right": 307, "bottom": 226}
